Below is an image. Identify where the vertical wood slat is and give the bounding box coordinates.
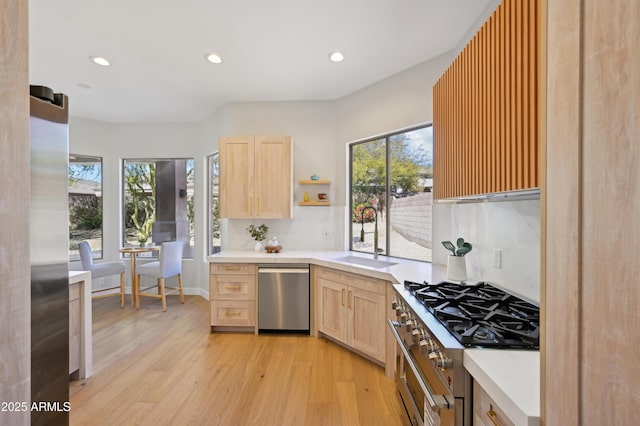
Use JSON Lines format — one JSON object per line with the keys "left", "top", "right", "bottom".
{"left": 486, "top": 13, "right": 499, "bottom": 193}
{"left": 432, "top": 0, "right": 539, "bottom": 199}
{"left": 522, "top": 0, "right": 530, "bottom": 188}
{"left": 499, "top": 3, "right": 506, "bottom": 193}
{"left": 515, "top": 0, "right": 523, "bottom": 189}
{"left": 530, "top": 0, "right": 538, "bottom": 187}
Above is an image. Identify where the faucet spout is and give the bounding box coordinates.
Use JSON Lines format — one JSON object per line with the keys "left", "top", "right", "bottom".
{"left": 360, "top": 206, "right": 379, "bottom": 259}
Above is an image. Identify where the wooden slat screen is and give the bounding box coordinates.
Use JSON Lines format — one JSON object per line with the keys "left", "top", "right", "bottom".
{"left": 433, "top": 0, "right": 539, "bottom": 199}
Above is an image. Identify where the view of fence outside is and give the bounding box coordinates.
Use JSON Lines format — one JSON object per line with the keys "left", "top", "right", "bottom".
{"left": 351, "top": 126, "right": 433, "bottom": 262}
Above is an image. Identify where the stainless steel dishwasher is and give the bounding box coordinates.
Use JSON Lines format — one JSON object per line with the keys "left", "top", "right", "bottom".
{"left": 258, "top": 264, "right": 310, "bottom": 333}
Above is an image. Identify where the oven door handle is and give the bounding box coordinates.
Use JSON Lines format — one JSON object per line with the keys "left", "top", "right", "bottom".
{"left": 387, "top": 319, "right": 451, "bottom": 411}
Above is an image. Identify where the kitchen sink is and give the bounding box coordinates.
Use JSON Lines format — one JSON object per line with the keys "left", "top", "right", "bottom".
{"left": 334, "top": 255, "right": 398, "bottom": 268}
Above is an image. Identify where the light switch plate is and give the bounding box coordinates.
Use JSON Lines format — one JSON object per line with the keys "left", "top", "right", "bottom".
{"left": 493, "top": 248, "right": 502, "bottom": 269}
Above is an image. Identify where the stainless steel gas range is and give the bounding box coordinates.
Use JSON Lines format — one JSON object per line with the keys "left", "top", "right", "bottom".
{"left": 388, "top": 280, "right": 540, "bottom": 426}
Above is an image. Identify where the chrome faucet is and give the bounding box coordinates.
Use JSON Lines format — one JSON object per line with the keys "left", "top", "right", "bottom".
{"left": 359, "top": 206, "right": 379, "bottom": 259}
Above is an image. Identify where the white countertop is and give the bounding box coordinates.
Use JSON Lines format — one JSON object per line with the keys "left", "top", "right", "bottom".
{"left": 209, "top": 250, "right": 540, "bottom": 423}
{"left": 464, "top": 349, "right": 540, "bottom": 425}
{"left": 208, "top": 249, "right": 448, "bottom": 284}
{"left": 69, "top": 270, "right": 91, "bottom": 285}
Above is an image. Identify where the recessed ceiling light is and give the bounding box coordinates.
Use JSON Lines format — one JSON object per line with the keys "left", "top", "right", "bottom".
{"left": 77, "top": 83, "right": 92, "bottom": 89}
{"left": 89, "top": 56, "right": 111, "bottom": 67}
{"left": 205, "top": 53, "right": 223, "bottom": 64}
{"left": 328, "top": 51, "right": 345, "bottom": 63}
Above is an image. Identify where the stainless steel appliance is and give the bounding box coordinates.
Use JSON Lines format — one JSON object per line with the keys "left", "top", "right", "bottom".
{"left": 258, "top": 264, "right": 310, "bottom": 333}
{"left": 389, "top": 280, "right": 540, "bottom": 426}
{"left": 30, "top": 85, "right": 70, "bottom": 425}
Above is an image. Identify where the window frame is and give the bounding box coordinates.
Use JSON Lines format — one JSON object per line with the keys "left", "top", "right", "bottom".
{"left": 348, "top": 124, "right": 433, "bottom": 262}
{"left": 121, "top": 157, "right": 195, "bottom": 259}
{"left": 68, "top": 154, "right": 103, "bottom": 261}
{"left": 207, "top": 152, "right": 221, "bottom": 255}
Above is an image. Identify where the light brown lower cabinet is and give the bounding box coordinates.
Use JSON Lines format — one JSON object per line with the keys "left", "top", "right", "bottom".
{"left": 316, "top": 266, "right": 387, "bottom": 363}
{"left": 473, "top": 381, "right": 515, "bottom": 426}
{"left": 69, "top": 283, "right": 81, "bottom": 375}
{"left": 210, "top": 263, "right": 257, "bottom": 331}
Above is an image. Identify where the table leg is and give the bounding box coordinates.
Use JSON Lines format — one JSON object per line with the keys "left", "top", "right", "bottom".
{"left": 129, "top": 254, "right": 136, "bottom": 307}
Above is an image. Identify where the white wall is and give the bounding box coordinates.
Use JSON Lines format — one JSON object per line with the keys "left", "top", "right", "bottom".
{"left": 69, "top": 117, "right": 214, "bottom": 296}
{"left": 217, "top": 101, "right": 345, "bottom": 251}
{"left": 69, "top": 27, "right": 541, "bottom": 303}
{"left": 334, "top": 49, "right": 540, "bottom": 303}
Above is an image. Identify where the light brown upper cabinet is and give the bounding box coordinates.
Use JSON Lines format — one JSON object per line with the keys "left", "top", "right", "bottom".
{"left": 433, "top": 0, "right": 541, "bottom": 199}
{"left": 219, "top": 136, "right": 292, "bottom": 218}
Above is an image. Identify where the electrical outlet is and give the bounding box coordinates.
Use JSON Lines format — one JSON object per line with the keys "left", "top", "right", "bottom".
{"left": 322, "top": 228, "right": 330, "bottom": 240}
{"left": 493, "top": 249, "right": 502, "bottom": 269}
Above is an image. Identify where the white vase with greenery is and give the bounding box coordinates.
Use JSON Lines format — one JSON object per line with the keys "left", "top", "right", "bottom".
{"left": 247, "top": 224, "right": 269, "bottom": 252}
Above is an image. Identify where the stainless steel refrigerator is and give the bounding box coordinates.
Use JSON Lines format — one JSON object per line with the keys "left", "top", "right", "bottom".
{"left": 30, "top": 85, "right": 70, "bottom": 425}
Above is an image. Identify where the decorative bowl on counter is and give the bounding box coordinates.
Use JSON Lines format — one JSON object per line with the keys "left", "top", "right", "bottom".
{"left": 265, "top": 245, "right": 282, "bottom": 253}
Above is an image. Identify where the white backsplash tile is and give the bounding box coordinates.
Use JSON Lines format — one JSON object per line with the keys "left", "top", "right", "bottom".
{"left": 222, "top": 206, "right": 345, "bottom": 252}
{"left": 434, "top": 200, "right": 540, "bottom": 303}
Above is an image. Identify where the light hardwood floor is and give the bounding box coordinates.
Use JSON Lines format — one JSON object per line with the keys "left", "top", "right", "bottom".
{"left": 70, "top": 295, "right": 405, "bottom": 425}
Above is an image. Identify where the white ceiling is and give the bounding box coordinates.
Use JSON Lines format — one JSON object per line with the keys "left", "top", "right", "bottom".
{"left": 29, "top": 0, "right": 491, "bottom": 123}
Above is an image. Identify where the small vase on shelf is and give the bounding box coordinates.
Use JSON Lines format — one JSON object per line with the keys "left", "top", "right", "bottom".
{"left": 254, "top": 241, "right": 264, "bottom": 252}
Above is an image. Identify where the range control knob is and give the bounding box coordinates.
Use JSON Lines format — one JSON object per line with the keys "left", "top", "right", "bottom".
{"left": 405, "top": 315, "right": 414, "bottom": 329}
{"left": 411, "top": 326, "right": 422, "bottom": 343}
{"left": 420, "top": 337, "right": 438, "bottom": 354}
{"left": 429, "top": 351, "right": 453, "bottom": 371}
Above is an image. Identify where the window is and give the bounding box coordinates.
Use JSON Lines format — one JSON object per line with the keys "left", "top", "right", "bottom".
{"left": 208, "top": 153, "right": 221, "bottom": 254}
{"left": 69, "top": 154, "right": 103, "bottom": 261}
{"left": 350, "top": 125, "right": 433, "bottom": 262}
{"left": 122, "top": 158, "right": 195, "bottom": 258}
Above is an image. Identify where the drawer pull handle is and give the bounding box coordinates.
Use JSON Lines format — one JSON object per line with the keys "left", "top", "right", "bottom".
{"left": 224, "top": 285, "right": 242, "bottom": 290}
{"left": 486, "top": 404, "right": 500, "bottom": 426}
{"left": 225, "top": 310, "right": 242, "bottom": 317}
{"left": 223, "top": 266, "right": 241, "bottom": 271}
{"left": 341, "top": 288, "right": 345, "bottom": 306}
{"left": 348, "top": 290, "right": 353, "bottom": 309}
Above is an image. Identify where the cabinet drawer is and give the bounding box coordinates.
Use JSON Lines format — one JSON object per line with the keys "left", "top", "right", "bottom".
{"left": 211, "top": 300, "right": 256, "bottom": 327}
{"left": 211, "top": 275, "right": 255, "bottom": 300}
{"left": 211, "top": 263, "right": 256, "bottom": 275}
{"left": 318, "top": 266, "right": 386, "bottom": 295}
{"left": 473, "top": 381, "right": 515, "bottom": 426}
{"left": 69, "top": 283, "right": 80, "bottom": 301}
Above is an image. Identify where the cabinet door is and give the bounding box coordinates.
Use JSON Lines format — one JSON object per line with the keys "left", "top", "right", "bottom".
{"left": 219, "top": 136, "right": 255, "bottom": 218}
{"left": 317, "top": 278, "right": 348, "bottom": 344}
{"left": 254, "top": 136, "right": 292, "bottom": 218}
{"left": 348, "top": 286, "right": 386, "bottom": 362}
{"left": 69, "top": 283, "right": 81, "bottom": 374}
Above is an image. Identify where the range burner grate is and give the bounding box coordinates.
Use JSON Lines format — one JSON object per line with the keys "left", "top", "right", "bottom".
{"left": 403, "top": 279, "right": 540, "bottom": 349}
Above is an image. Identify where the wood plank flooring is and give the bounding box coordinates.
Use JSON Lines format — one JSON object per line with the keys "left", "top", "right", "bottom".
{"left": 70, "top": 295, "right": 405, "bottom": 425}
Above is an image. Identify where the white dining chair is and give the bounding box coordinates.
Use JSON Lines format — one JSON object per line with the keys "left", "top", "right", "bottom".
{"left": 135, "top": 240, "right": 184, "bottom": 311}
{"left": 78, "top": 240, "right": 127, "bottom": 308}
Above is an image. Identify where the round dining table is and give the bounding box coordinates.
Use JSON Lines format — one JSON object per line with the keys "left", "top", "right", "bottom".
{"left": 119, "top": 245, "right": 161, "bottom": 306}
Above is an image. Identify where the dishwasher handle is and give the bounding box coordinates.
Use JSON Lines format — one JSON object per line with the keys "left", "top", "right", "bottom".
{"left": 258, "top": 268, "right": 309, "bottom": 274}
